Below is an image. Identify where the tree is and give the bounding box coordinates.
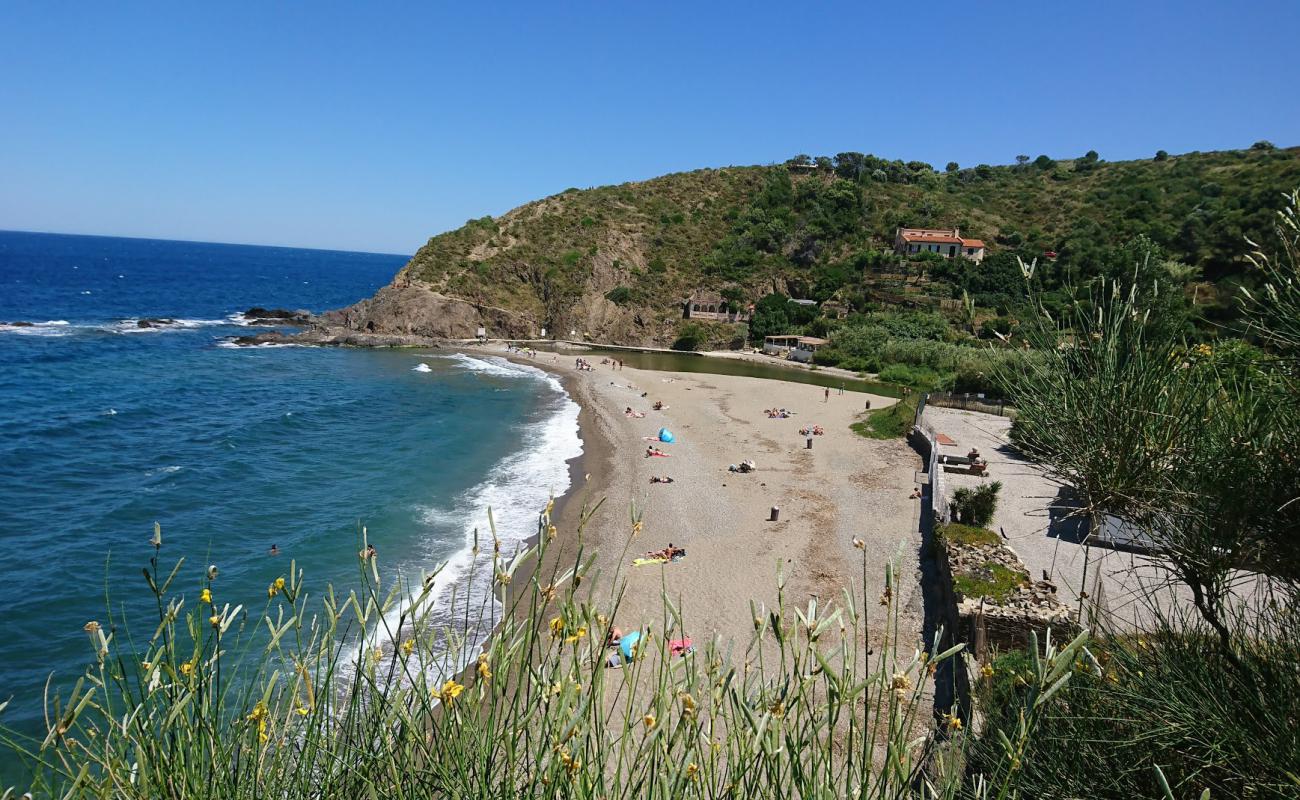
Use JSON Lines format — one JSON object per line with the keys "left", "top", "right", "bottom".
{"left": 1000, "top": 228, "right": 1300, "bottom": 659}
{"left": 1033, "top": 154, "right": 1057, "bottom": 170}
{"left": 747, "top": 293, "right": 792, "bottom": 341}
{"left": 1082, "top": 150, "right": 1100, "bottom": 162}
{"left": 1154, "top": 150, "right": 1169, "bottom": 161}
{"left": 1015, "top": 155, "right": 1030, "bottom": 166}
{"left": 1250, "top": 140, "right": 1276, "bottom": 150}
{"left": 946, "top": 161, "right": 960, "bottom": 173}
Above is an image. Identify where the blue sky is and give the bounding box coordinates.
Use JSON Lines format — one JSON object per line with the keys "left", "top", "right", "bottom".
{"left": 2, "top": 1, "right": 1298, "bottom": 255}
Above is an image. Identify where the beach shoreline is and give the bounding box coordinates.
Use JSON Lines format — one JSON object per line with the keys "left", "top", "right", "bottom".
{"left": 461, "top": 344, "right": 927, "bottom": 669}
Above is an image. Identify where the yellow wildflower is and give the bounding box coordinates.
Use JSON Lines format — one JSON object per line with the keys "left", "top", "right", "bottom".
{"left": 199, "top": 588, "right": 212, "bottom": 604}
{"left": 643, "top": 712, "right": 657, "bottom": 729}
{"left": 477, "top": 654, "right": 492, "bottom": 682}
{"left": 274, "top": 577, "right": 286, "bottom": 590}
{"left": 565, "top": 625, "right": 588, "bottom": 645}
{"left": 83, "top": 621, "right": 100, "bottom": 634}
{"left": 631, "top": 520, "right": 643, "bottom": 536}
{"left": 891, "top": 672, "right": 912, "bottom": 691}
{"left": 296, "top": 706, "right": 310, "bottom": 717}
{"left": 679, "top": 692, "right": 697, "bottom": 718}
{"left": 544, "top": 498, "right": 555, "bottom": 515}
{"left": 246, "top": 702, "right": 267, "bottom": 722}
{"left": 686, "top": 763, "right": 699, "bottom": 781}
{"left": 439, "top": 679, "right": 464, "bottom": 702}
{"left": 267, "top": 584, "right": 278, "bottom": 599}
{"left": 549, "top": 616, "right": 565, "bottom": 637}
{"left": 980, "top": 664, "right": 995, "bottom": 679}
{"left": 944, "top": 713, "right": 963, "bottom": 732}
{"left": 551, "top": 681, "right": 563, "bottom": 696}
{"left": 852, "top": 537, "right": 865, "bottom": 550}
{"left": 546, "top": 524, "right": 557, "bottom": 541}
{"left": 209, "top": 614, "right": 221, "bottom": 629}
{"left": 495, "top": 571, "right": 511, "bottom": 585}
{"left": 179, "top": 660, "right": 196, "bottom": 677}
{"left": 141, "top": 661, "right": 152, "bottom": 671}
{"left": 401, "top": 639, "right": 414, "bottom": 657}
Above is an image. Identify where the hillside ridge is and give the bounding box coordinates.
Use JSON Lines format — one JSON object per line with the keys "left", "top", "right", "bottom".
{"left": 329, "top": 145, "right": 1300, "bottom": 346}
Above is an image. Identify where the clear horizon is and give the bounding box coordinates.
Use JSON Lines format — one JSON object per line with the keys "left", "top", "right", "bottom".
{"left": 3, "top": 0, "right": 1298, "bottom": 254}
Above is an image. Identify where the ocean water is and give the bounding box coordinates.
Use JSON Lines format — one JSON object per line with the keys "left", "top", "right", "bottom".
{"left": 0, "top": 232, "right": 580, "bottom": 774}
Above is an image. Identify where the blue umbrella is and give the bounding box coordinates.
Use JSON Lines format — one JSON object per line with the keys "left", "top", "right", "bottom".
{"left": 658, "top": 428, "right": 675, "bottom": 443}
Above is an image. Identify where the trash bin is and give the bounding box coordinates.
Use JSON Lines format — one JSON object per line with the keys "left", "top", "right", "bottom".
{"left": 769, "top": 506, "right": 780, "bottom": 522}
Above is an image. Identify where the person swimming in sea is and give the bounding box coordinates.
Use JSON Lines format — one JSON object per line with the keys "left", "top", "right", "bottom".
{"left": 269, "top": 544, "right": 280, "bottom": 556}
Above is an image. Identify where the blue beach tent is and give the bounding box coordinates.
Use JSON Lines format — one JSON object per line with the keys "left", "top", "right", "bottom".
{"left": 658, "top": 428, "right": 675, "bottom": 443}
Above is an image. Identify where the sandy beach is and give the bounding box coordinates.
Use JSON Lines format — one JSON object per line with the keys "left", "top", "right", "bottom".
{"left": 499, "top": 348, "right": 927, "bottom": 662}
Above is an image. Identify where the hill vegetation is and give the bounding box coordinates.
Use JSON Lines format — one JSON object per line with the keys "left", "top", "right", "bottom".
{"left": 395, "top": 145, "right": 1298, "bottom": 349}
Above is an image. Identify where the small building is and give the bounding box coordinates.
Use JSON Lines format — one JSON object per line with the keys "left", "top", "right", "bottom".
{"left": 895, "top": 227, "right": 986, "bottom": 263}
{"left": 763, "top": 334, "right": 829, "bottom": 363}
{"left": 684, "top": 291, "right": 750, "bottom": 322}
{"left": 789, "top": 298, "right": 818, "bottom": 308}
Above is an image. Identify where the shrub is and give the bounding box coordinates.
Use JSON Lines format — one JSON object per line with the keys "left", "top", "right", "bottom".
{"left": 950, "top": 481, "right": 1002, "bottom": 527}
{"left": 604, "top": 286, "right": 634, "bottom": 306}
{"left": 971, "top": 615, "right": 1300, "bottom": 797}
{"left": 849, "top": 395, "right": 917, "bottom": 439}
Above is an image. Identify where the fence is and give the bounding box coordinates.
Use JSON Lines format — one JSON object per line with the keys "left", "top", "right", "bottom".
{"left": 924, "top": 391, "right": 1016, "bottom": 418}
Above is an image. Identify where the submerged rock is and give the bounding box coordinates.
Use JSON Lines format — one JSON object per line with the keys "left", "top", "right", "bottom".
{"left": 136, "top": 317, "right": 177, "bottom": 328}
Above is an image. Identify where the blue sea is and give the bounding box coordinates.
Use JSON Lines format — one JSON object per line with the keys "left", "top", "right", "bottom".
{"left": 0, "top": 231, "right": 580, "bottom": 774}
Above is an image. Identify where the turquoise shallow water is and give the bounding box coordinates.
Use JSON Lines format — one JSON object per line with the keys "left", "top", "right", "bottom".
{"left": 0, "top": 232, "right": 580, "bottom": 781}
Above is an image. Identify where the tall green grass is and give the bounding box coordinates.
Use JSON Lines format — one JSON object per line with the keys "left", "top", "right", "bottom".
{"left": 0, "top": 504, "right": 1085, "bottom": 798}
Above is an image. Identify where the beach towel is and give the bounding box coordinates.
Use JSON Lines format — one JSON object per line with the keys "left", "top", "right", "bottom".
{"left": 632, "top": 557, "right": 668, "bottom": 567}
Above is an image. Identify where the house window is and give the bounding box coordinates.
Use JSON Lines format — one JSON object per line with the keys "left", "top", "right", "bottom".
{"left": 949, "top": 245, "right": 956, "bottom": 257}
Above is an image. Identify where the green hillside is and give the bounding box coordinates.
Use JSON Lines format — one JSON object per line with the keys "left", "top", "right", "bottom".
{"left": 385, "top": 144, "right": 1299, "bottom": 370}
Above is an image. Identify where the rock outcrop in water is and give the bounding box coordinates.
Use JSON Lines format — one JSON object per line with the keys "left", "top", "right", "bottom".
{"left": 242, "top": 307, "right": 313, "bottom": 325}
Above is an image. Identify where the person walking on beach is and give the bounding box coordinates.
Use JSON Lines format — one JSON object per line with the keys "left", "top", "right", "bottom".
{"left": 824, "top": 387, "right": 830, "bottom": 403}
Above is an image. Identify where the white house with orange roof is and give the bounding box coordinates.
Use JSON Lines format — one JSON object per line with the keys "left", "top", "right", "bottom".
{"left": 894, "top": 227, "right": 986, "bottom": 263}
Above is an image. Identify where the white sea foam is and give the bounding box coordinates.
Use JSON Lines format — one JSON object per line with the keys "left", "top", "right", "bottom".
{"left": 436, "top": 352, "right": 542, "bottom": 379}
{"left": 352, "top": 356, "right": 581, "bottom": 686}
{"left": 4, "top": 317, "right": 243, "bottom": 337}
{"left": 113, "top": 318, "right": 233, "bottom": 333}
{"left": 0, "top": 320, "right": 74, "bottom": 336}
{"left": 215, "top": 339, "right": 302, "bottom": 349}
{"left": 412, "top": 363, "right": 433, "bottom": 373}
